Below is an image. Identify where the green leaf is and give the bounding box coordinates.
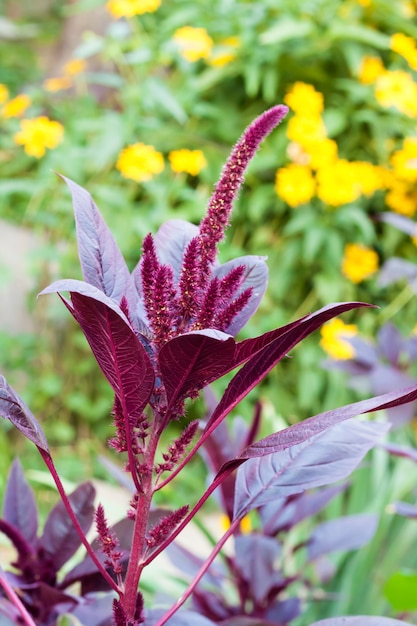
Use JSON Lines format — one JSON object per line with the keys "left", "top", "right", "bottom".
{"left": 384, "top": 570, "right": 417, "bottom": 611}
{"left": 56, "top": 615, "right": 83, "bottom": 626}
{"left": 260, "top": 18, "right": 314, "bottom": 44}
{"left": 329, "top": 23, "right": 391, "bottom": 49}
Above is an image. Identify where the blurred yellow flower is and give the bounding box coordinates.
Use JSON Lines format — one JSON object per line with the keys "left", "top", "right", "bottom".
{"left": 320, "top": 318, "right": 357, "bottom": 360}
{"left": 116, "top": 143, "right": 164, "bottom": 182}
{"left": 275, "top": 164, "right": 316, "bottom": 207}
{"left": 173, "top": 26, "right": 213, "bottom": 62}
{"left": 358, "top": 56, "right": 385, "bottom": 84}
{"left": 386, "top": 180, "right": 417, "bottom": 216}
{"left": 14, "top": 116, "right": 64, "bottom": 158}
{"left": 64, "top": 59, "right": 86, "bottom": 76}
{"left": 308, "top": 138, "right": 338, "bottom": 169}
{"left": 391, "top": 138, "right": 417, "bottom": 182}
{"left": 375, "top": 70, "right": 417, "bottom": 117}
{"left": 353, "top": 161, "right": 385, "bottom": 196}
{"left": 0, "top": 84, "right": 9, "bottom": 104}
{"left": 209, "top": 37, "right": 240, "bottom": 67}
{"left": 107, "top": 0, "right": 161, "bottom": 18}
{"left": 401, "top": 1, "right": 415, "bottom": 17}
{"left": 168, "top": 149, "right": 207, "bottom": 176}
{"left": 391, "top": 33, "right": 417, "bottom": 71}
{"left": 220, "top": 513, "right": 252, "bottom": 534}
{"left": 316, "top": 160, "right": 361, "bottom": 207}
{"left": 284, "top": 82, "right": 324, "bottom": 116}
{"left": 287, "top": 114, "right": 327, "bottom": 149}
{"left": 2, "top": 94, "right": 31, "bottom": 118}
{"left": 44, "top": 76, "right": 72, "bottom": 93}
{"left": 342, "top": 243, "right": 379, "bottom": 283}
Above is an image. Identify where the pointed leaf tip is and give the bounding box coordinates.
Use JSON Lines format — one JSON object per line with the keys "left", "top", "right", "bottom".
{"left": 0, "top": 376, "right": 48, "bottom": 451}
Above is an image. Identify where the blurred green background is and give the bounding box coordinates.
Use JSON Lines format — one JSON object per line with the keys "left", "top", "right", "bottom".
{"left": 1, "top": 0, "right": 417, "bottom": 619}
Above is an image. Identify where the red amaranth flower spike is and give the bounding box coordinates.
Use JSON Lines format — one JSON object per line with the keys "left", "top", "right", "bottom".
{"left": 197, "top": 105, "right": 288, "bottom": 287}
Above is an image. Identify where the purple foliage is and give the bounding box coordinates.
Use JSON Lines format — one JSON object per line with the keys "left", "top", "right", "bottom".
{"left": 0, "top": 106, "right": 416, "bottom": 626}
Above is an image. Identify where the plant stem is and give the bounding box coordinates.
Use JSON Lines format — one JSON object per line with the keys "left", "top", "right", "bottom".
{"left": 122, "top": 421, "right": 160, "bottom": 620}
{"left": 153, "top": 518, "right": 241, "bottom": 626}
{"left": 378, "top": 284, "right": 415, "bottom": 323}
{"left": 0, "top": 565, "right": 37, "bottom": 626}
{"left": 37, "top": 447, "right": 120, "bottom": 594}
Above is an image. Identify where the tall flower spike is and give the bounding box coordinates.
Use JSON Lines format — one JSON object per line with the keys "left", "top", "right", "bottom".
{"left": 197, "top": 105, "right": 288, "bottom": 287}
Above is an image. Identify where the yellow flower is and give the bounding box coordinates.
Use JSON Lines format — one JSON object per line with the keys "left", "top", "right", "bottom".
{"left": 358, "top": 56, "right": 385, "bottom": 84}
{"left": 390, "top": 33, "right": 417, "bottom": 71}
{"left": 168, "top": 149, "right": 207, "bottom": 176}
{"left": 391, "top": 138, "right": 417, "bottom": 182}
{"left": 385, "top": 180, "right": 417, "bottom": 216}
{"left": 374, "top": 70, "right": 417, "bottom": 117}
{"left": 209, "top": 36, "right": 240, "bottom": 67}
{"left": 107, "top": 0, "right": 161, "bottom": 18}
{"left": 286, "top": 114, "right": 327, "bottom": 150}
{"left": 116, "top": 143, "right": 164, "bottom": 182}
{"left": 2, "top": 94, "right": 31, "bottom": 118}
{"left": 43, "top": 76, "right": 72, "bottom": 93}
{"left": 320, "top": 318, "right": 357, "bottom": 360}
{"left": 64, "top": 59, "right": 86, "bottom": 76}
{"left": 342, "top": 243, "right": 379, "bottom": 283}
{"left": 316, "top": 160, "right": 361, "bottom": 207}
{"left": 308, "top": 138, "right": 338, "bottom": 169}
{"left": 0, "top": 84, "right": 9, "bottom": 105}
{"left": 220, "top": 513, "right": 252, "bottom": 534}
{"left": 14, "top": 116, "right": 64, "bottom": 158}
{"left": 284, "top": 82, "right": 324, "bottom": 116}
{"left": 353, "top": 161, "right": 385, "bottom": 196}
{"left": 275, "top": 164, "right": 316, "bottom": 207}
{"left": 173, "top": 26, "right": 213, "bottom": 62}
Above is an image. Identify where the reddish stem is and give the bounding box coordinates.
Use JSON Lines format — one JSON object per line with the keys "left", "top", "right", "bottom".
{"left": 37, "top": 447, "right": 120, "bottom": 594}
{"left": 0, "top": 565, "right": 37, "bottom": 626}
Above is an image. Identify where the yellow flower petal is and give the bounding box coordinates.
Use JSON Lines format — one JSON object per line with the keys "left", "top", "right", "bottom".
{"left": 116, "top": 143, "right": 164, "bottom": 182}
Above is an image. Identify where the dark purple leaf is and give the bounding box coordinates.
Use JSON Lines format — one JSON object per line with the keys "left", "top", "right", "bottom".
{"left": 67, "top": 591, "right": 116, "bottom": 626}
{"left": 213, "top": 256, "right": 268, "bottom": 336}
{"left": 159, "top": 330, "right": 235, "bottom": 408}
{"left": 234, "top": 534, "right": 282, "bottom": 603}
{"left": 2, "top": 458, "right": 38, "bottom": 546}
{"left": 310, "top": 618, "right": 414, "bottom": 625}
{"left": 40, "top": 280, "right": 155, "bottom": 420}
{"left": 62, "top": 176, "right": 136, "bottom": 309}
{"left": 165, "top": 542, "right": 225, "bottom": 589}
{"left": 307, "top": 514, "right": 378, "bottom": 561}
{"left": 0, "top": 376, "right": 48, "bottom": 451}
{"left": 389, "top": 501, "right": 417, "bottom": 519}
{"left": 204, "top": 302, "right": 374, "bottom": 438}
{"left": 235, "top": 384, "right": 417, "bottom": 461}
{"left": 233, "top": 420, "right": 388, "bottom": 519}
{"left": 40, "top": 482, "right": 96, "bottom": 571}
{"left": 144, "top": 609, "right": 216, "bottom": 626}
{"left": 260, "top": 483, "right": 348, "bottom": 535}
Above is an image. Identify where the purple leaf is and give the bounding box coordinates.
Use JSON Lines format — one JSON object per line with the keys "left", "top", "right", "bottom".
{"left": 40, "top": 482, "right": 96, "bottom": 571}
{"left": 265, "top": 597, "right": 301, "bottom": 623}
{"left": 204, "top": 302, "right": 374, "bottom": 437}
{"left": 233, "top": 420, "right": 388, "bottom": 519}
{"left": 144, "top": 609, "right": 216, "bottom": 626}
{"left": 389, "top": 501, "right": 417, "bottom": 519}
{"left": 159, "top": 330, "right": 235, "bottom": 408}
{"left": 61, "top": 176, "right": 136, "bottom": 308}
{"left": 213, "top": 256, "right": 268, "bottom": 336}
{"left": 377, "top": 212, "right": 417, "bottom": 237}
{"left": 41, "top": 280, "right": 155, "bottom": 420}
{"left": 219, "top": 618, "right": 278, "bottom": 626}
{"left": 3, "top": 458, "right": 38, "bottom": 546}
{"left": 377, "top": 323, "right": 403, "bottom": 364}
{"left": 152, "top": 219, "right": 200, "bottom": 281}
{"left": 236, "top": 384, "right": 417, "bottom": 460}
{"left": 381, "top": 441, "right": 417, "bottom": 463}
{"left": 0, "top": 376, "right": 48, "bottom": 451}
{"left": 234, "top": 534, "right": 282, "bottom": 603}
{"left": 68, "top": 591, "right": 116, "bottom": 626}
{"left": 309, "top": 618, "right": 414, "bottom": 626}
{"left": 307, "top": 514, "right": 378, "bottom": 561}
{"left": 378, "top": 258, "right": 417, "bottom": 289}
{"left": 260, "top": 483, "right": 348, "bottom": 535}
